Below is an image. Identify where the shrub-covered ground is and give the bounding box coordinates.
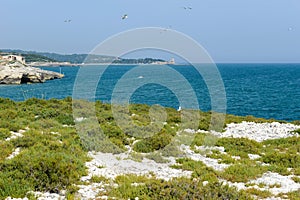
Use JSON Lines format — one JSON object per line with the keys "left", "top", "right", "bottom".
{"left": 0, "top": 98, "right": 299, "bottom": 199}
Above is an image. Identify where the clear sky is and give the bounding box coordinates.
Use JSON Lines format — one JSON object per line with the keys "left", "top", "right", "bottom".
{"left": 1, "top": 0, "right": 299, "bottom": 63}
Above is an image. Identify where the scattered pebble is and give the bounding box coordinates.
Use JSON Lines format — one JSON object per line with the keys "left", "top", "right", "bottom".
{"left": 202, "top": 181, "right": 209, "bottom": 186}
{"left": 248, "top": 154, "right": 261, "bottom": 160}
{"left": 5, "top": 131, "right": 24, "bottom": 141}
{"left": 231, "top": 155, "right": 241, "bottom": 160}
{"left": 74, "top": 117, "right": 86, "bottom": 122}
{"left": 6, "top": 148, "right": 21, "bottom": 160}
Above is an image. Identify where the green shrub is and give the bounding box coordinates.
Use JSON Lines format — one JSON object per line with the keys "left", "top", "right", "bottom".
{"left": 0, "top": 141, "right": 14, "bottom": 161}
{"left": 0, "top": 145, "right": 87, "bottom": 197}
{"left": 133, "top": 129, "right": 173, "bottom": 153}
{"left": 56, "top": 113, "right": 74, "bottom": 125}
{"left": 29, "top": 118, "right": 61, "bottom": 130}
{"left": 171, "top": 158, "right": 218, "bottom": 182}
{"left": 244, "top": 188, "right": 272, "bottom": 199}
{"left": 90, "top": 175, "right": 108, "bottom": 183}
{"left": 261, "top": 151, "right": 300, "bottom": 168}
{"left": 207, "top": 152, "right": 238, "bottom": 164}
{"left": 294, "top": 128, "right": 300, "bottom": 134}
{"left": 262, "top": 136, "right": 300, "bottom": 152}
{"left": 220, "top": 163, "right": 268, "bottom": 182}
{"left": 292, "top": 176, "right": 300, "bottom": 183}
{"left": 0, "top": 128, "right": 11, "bottom": 140}
{"left": 216, "top": 137, "right": 263, "bottom": 158}
{"left": 110, "top": 175, "right": 251, "bottom": 200}
{"left": 266, "top": 164, "right": 290, "bottom": 176}
{"left": 292, "top": 120, "right": 300, "bottom": 125}
{"left": 191, "top": 133, "right": 207, "bottom": 146}
{"left": 294, "top": 167, "right": 300, "bottom": 176}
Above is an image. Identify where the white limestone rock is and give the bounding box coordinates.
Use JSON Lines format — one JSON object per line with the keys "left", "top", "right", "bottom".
{"left": 0, "top": 61, "right": 64, "bottom": 84}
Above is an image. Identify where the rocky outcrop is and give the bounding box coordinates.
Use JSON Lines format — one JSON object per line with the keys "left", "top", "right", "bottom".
{"left": 0, "top": 61, "right": 64, "bottom": 84}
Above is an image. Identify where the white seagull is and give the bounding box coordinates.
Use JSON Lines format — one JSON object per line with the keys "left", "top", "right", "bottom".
{"left": 177, "top": 106, "right": 182, "bottom": 111}
{"left": 122, "top": 14, "right": 128, "bottom": 20}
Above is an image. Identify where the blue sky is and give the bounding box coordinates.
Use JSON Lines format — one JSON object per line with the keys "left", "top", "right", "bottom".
{"left": 1, "top": 0, "right": 299, "bottom": 63}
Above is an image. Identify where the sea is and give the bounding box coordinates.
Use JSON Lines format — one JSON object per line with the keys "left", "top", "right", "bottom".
{"left": 0, "top": 63, "right": 299, "bottom": 121}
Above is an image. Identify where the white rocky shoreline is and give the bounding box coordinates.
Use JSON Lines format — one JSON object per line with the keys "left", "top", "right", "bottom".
{"left": 5, "top": 121, "right": 300, "bottom": 200}
{"left": 0, "top": 60, "right": 64, "bottom": 84}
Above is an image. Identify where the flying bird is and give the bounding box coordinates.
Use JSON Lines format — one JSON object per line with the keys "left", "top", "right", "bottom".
{"left": 183, "top": 6, "right": 192, "bottom": 10}
{"left": 64, "top": 19, "right": 71, "bottom": 23}
{"left": 122, "top": 14, "right": 128, "bottom": 20}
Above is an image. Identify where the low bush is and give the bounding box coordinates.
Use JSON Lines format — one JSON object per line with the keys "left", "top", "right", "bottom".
{"left": 0, "top": 128, "right": 11, "bottom": 140}
{"left": 261, "top": 151, "right": 299, "bottom": 168}
{"left": 171, "top": 158, "right": 219, "bottom": 182}
{"left": 216, "top": 137, "right": 263, "bottom": 158}
{"left": 110, "top": 175, "right": 251, "bottom": 200}
{"left": 0, "top": 141, "right": 14, "bottom": 161}
{"left": 133, "top": 129, "right": 173, "bottom": 153}
{"left": 220, "top": 163, "right": 268, "bottom": 182}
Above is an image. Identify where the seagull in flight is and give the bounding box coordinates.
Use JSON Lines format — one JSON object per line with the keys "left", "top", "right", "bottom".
{"left": 122, "top": 14, "right": 128, "bottom": 20}
{"left": 64, "top": 19, "right": 71, "bottom": 23}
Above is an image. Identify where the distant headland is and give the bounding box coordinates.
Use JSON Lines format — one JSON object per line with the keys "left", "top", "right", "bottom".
{"left": 0, "top": 49, "right": 175, "bottom": 66}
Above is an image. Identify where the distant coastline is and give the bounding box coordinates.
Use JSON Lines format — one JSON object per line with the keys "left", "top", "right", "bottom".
{"left": 0, "top": 49, "right": 175, "bottom": 66}
{"left": 28, "top": 61, "right": 176, "bottom": 67}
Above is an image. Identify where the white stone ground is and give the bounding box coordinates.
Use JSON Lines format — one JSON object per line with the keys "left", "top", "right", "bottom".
{"left": 211, "top": 121, "right": 300, "bottom": 142}
{"left": 4, "top": 122, "right": 300, "bottom": 200}
{"left": 76, "top": 121, "right": 300, "bottom": 200}
{"left": 81, "top": 151, "right": 192, "bottom": 182}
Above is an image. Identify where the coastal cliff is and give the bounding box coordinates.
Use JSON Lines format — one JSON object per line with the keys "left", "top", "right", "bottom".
{"left": 0, "top": 60, "right": 64, "bottom": 84}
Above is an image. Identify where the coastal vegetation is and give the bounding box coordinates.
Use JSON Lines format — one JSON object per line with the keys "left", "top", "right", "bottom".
{"left": 0, "top": 51, "right": 57, "bottom": 63}
{"left": 0, "top": 49, "right": 166, "bottom": 64}
{"left": 0, "top": 98, "right": 299, "bottom": 199}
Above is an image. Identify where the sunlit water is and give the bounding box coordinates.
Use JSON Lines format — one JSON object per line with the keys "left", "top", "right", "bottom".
{"left": 0, "top": 64, "right": 299, "bottom": 121}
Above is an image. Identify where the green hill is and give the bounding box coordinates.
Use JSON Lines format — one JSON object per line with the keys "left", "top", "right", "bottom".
{"left": 0, "top": 49, "right": 166, "bottom": 64}
{"left": 0, "top": 51, "right": 57, "bottom": 63}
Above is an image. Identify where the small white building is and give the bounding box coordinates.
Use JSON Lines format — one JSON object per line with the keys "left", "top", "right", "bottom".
{"left": 1, "top": 55, "right": 25, "bottom": 64}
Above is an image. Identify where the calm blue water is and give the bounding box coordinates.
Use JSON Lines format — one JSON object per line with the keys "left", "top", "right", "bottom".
{"left": 0, "top": 64, "right": 299, "bottom": 121}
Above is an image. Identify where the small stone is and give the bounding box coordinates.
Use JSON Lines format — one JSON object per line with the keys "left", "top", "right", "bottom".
{"left": 202, "top": 181, "right": 209, "bottom": 186}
